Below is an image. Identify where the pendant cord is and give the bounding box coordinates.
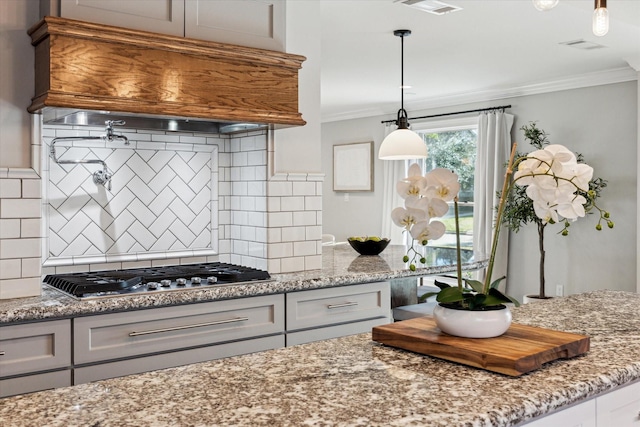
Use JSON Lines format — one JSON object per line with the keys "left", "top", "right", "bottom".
{"left": 400, "top": 33, "right": 404, "bottom": 112}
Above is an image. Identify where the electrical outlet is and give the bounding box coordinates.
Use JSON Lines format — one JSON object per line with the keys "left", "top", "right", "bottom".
{"left": 555, "top": 285, "right": 564, "bottom": 296}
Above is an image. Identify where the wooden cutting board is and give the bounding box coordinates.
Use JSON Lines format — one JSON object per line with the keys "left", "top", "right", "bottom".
{"left": 372, "top": 316, "right": 589, "bottom": 376}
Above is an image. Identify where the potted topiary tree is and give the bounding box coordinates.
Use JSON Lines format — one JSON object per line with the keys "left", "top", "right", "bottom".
{"left": 501, "top": 122, "right": 613, "bottom": 302}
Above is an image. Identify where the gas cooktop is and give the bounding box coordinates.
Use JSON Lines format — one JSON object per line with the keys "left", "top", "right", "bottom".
{"left": 43, "top": 262, "right": 272, "bottom": 299}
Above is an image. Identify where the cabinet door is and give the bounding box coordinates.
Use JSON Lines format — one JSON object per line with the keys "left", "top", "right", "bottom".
{"left": 0, "top": 319, "right": 71, "bottom": 378}
{"left": 286, "top": 282, "right": 391, "bottom": 331}
{"left": 185, "top": 0, "right": 285, "bottom": 50}
{"left": 521, "top": 399, "right": 596, "bottom": 426}
{"left": 596, "top": 380, "right": 640, "bottom": 427}
{"left": 60, "top": 0, "right": 185, "bottom": 36}
{"left": 74, "top": 294, "right": 284, "bottom": 364}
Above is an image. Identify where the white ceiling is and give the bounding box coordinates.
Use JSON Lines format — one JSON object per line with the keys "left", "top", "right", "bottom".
{"left": 320, "top": 0, "right": 640, "bottom": 122}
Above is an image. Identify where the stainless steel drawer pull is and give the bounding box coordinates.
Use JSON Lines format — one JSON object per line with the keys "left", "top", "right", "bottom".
{"left": 0, "top": 351, "right": 5, "bottom": 356}
{"left": 327, "top": 301, "right": 358, "bottom": 309}
{"left": 129, "top": 317, "right": 249, "bottom": 337}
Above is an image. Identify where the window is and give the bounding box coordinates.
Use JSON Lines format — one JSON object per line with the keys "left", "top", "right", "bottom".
{"left": 411, "top": 117, "right": 478, "bottom": 266}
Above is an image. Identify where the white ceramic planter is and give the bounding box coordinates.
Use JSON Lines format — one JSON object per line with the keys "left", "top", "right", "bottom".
{"left": 433, "top": 304, "right": 512, "bottom": 338}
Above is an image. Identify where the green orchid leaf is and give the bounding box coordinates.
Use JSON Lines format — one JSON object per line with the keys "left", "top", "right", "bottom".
{"left": 490, "top": 276, "right": 506, "bottom": 289}
{"left": 433, "top": 280, "right": 452, "bottom": 291}
{"left": 464, "top": 279, "right": 484, "bottom": 294}
{"left": 418, "top": 292, "right": 439, "bottom": 302}
{"left": 436, "top": 286, "right": 464, "bottom": 303}
{"left": 489, "top": 288, "right": 521, "bottom": 307}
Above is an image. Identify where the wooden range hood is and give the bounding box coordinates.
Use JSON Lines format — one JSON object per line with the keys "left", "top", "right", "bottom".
{"left": 28, "top": 16, "right": 306, "bottom": 132}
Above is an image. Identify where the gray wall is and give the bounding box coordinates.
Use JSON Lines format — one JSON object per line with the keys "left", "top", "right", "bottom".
{"left": 321, "top": 81, "right": 638, "bottom": 301}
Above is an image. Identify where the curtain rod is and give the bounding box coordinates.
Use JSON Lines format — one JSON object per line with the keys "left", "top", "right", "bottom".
{"left": 381, "top": 105, "right": 512, "bottom": 124}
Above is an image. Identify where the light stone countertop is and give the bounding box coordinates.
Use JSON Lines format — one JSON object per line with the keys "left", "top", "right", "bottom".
{"left": 0, "top": 290, "right": 639, "bottom": 426}
{"left": 0, "top": 245, "right": 486, "bottom": 324}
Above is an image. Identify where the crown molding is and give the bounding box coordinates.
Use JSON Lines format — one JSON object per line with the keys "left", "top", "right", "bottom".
{"left": 322, "top": 67, "right": 638, "bottom": 123}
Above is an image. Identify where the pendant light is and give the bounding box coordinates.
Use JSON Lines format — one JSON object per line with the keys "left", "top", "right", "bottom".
{"left": 532, "top": 0, "right": 559, "bottom": 12}
{"left": 378, "top": 29, "right": 427, "bottom": 160}
{"left": 593, "top": 0, "right": 609, "bottom": 36}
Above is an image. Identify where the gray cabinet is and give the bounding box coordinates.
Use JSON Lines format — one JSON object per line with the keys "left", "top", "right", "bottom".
{"left": 285, "top": 282, "right": 391, "bottom": 346}
{"left": 73, "top": 294, "right": 285, "bottom": 383}
{"left": 56, "top": 0, "right": 285, "bottom": 50}
{"left": 0, "top": 319, "right": 71, "bottom": 397}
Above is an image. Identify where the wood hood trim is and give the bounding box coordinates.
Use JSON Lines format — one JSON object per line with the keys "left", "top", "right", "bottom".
{"left": 28, "top": 16, "right": 306, "bottom": 127}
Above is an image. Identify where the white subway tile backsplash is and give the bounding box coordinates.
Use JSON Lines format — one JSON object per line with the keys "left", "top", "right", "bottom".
{"left": 232, "top": 182, "right": 248, "bottom": 196}
{"left": 294, "top": 241, "right": 316, "bottom": 257}
{"left": 268, "top": 242, "right": 293, "bottom": 258}
{"left": 60, "top": 234, "right": 92, "bottom": 257}
{"left": 247, "top": 182, "right": 266, "bottom": 197}
{"left": 21, "top": 257, "right": 42, "bottom": 277}
{"left": 305, "top": 196, "right": 322, "bottom": 211}
{"left": 281, "top": 196, "right": 304, "bottom": 211}
{"left": 305, "top": 255, "right": 322, "bottom": 270}
{"left": 58, "top": 211, "right": 92, "bottom": 243}
{"left": 280, "top": 256, "right": 304, "bottom": 273}
{"left": 1, "top": 198, "right": 41, "bottom": 219}
{"left": 267, "top": 228, "right": 281, "bottom": 243}
{"left": 151, "top": 230, "right": 178, "bottom": 251}
{"left": 22, "top": 179, "right": 41, "bottom": 198}
{"left": 0, "top": 277, "right": 41, "bottom": 299}
{"left": 293, "top": 211, "right": 317, "bottom": 227}
{"left": 0, "top": 219, "right": 20, "bottom": 239}
{"left": 282, "top": 227, "right": 306, "bottom": 242}
{"left": 268, "top": 181, "right": 292, "bottom": 196}
{"left": 0, "top": 259, "right": 21, "bottom": 279}
{"left": 20, "top": 217, "right": 43, "bottom": 238}
{"left": 268, "top": 212, "right": 293, "bottom": 228}
{"left": 240, "top": 166, "right": 256, "bottom": 181}
{"left": 306, "top": 225, "right": 323, "bottom": 241}
{"left": 247, "top": 212, "right": 265, "bottom": 227}
{"left": 0, "top": 237, "right": 41, "bottom": 259}
{"left": 292, "top": 181, "right": 316, "bottom": 196}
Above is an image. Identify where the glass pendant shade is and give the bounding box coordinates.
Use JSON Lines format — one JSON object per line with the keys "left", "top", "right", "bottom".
{"left": 532, "top": 0, "right": 559, "bottom": 11}
{"left": 592, "top": 4, "right": 609, "bottom": 36}
{"left": 379, "top": 129, "right": 427, "bottom": 160}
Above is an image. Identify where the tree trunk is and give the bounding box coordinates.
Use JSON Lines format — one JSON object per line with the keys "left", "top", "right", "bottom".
{"left": 538, "top": 222, "right": 546, "bottom": 298}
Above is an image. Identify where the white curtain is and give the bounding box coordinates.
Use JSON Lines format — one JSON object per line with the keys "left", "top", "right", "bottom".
{"left": 473, "top": 111, "right": 514, "bottom": 292}
{"left": 380, "top": 124, "right": 407, "bottom": 245}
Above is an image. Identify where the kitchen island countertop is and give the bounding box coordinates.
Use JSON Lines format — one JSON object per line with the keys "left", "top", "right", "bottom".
{"left": 0, "top": 245, "right": 485, "bottom": 323}
{"left": 1, "top": 290, "right": 639, "bottom": 426}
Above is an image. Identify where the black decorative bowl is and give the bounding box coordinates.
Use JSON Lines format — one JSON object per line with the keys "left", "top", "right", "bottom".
{"left": 347, "top": 237, "right": 390, "bottom": 256}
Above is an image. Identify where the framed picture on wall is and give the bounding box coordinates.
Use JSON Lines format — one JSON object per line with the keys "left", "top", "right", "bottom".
{"left": 333, "top": 141, "right": 374, "bottom": 192}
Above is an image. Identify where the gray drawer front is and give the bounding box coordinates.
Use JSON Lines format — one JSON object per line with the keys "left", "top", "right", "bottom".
{"left": 74, "top": 335, "right": 284, "bottom": 384}
{"left": 286, "top": 317, "right": 390, "bottom": 347}
{"left": 74, "top": 294, "right": 284, "bottom": 364}
{"left": 0, "top": 319, "right": 71, "bottom": 377}
{"left": 0, "top": 370, "right": 71, "bottom": 398}
{"left": 286, "top": 282, "right": 390, "bottom": 331}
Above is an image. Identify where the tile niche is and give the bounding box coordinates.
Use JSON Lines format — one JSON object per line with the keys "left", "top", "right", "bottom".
{"left": 40, "top": 124, "right": 323, "bottom": 276}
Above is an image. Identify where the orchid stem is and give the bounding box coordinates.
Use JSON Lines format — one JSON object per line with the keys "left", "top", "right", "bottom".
{"left": 484, "top": 143, "right": 518, "bottom": 294}
{"left": 454, "top": 196, "right": 462, "bottom": 290}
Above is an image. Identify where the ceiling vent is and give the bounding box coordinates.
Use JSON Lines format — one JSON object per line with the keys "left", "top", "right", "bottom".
{"left": 395, "top": 0, "right": 462, "bottom": 15}
{"left": 559, "top": 39, "right": 607, "bottom": 50}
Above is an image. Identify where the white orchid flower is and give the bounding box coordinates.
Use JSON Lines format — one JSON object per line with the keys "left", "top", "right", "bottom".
{"left": 409, "top": 220, "right": 446, "bottom": 244}
{"left": 556, "top": 194, "right": 587, "bottom": 220}
{"left": 396, "top": 163, "right": 427, "bottom": 199}
{"left": 544, "top": 144, "right": 577, "bottom": 173}
{"left": 405, "top": 196, "right": 449, "bottom": 220}
{"left": 532, "top": 200, "right": 560, "bottom": 224}
{"left": 391, "top": 207, "right": 427, "bottom": 230}
{"left": 514, "top": 155, "right": 552, "bottom": 185}
{"left": 423, "top": 168, "right": 460, "bottom": 201}
{"left": 562, "top": 163, "right": 594, "bottom": 192}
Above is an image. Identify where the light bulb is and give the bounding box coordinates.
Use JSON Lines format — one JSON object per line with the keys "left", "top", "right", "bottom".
{"left": 593, "top": 6, "right": 609, "bottom": 36}
{"left": 532, "top": 0, "right": 559, "bottom": 12}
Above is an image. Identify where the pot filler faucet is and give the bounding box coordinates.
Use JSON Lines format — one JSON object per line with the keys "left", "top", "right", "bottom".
{"left": 49, "top": 120, "right": 129, "bottom": 191}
